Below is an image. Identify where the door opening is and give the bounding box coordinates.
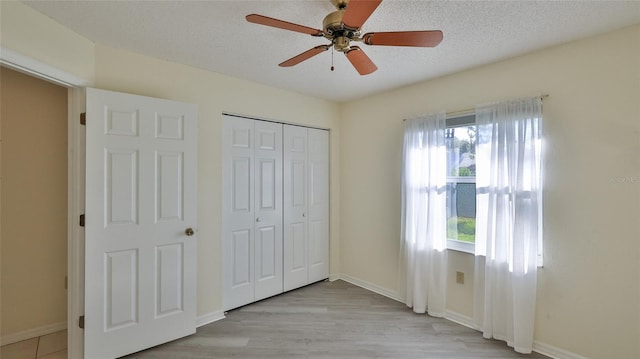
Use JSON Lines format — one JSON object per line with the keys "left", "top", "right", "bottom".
{"left": 0, "top": 66, "right": 69, "bottom": 350}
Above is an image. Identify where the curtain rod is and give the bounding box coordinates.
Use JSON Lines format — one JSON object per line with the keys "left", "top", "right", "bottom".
{"left": 403, "top": 94, "right": 549, "bottom": 121}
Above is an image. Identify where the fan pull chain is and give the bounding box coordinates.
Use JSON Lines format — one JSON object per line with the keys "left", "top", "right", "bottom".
{"left": 331, "top": 47, "right": 335, "bottom": 71}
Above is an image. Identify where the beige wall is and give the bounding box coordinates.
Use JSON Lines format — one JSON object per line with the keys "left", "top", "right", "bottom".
{"left": 1, "top": 1, "right": 341, "bottom": 322}
{"left": 93, "top": 44, "right": 342, "bottom": 316}
{"left": 339, "top": 24, "right": 640, "bottom": 358}
{"left": 0, "top": 67, "right": 68, "bottom": 335}
{"left": 0, "top": 2, "right": 95, "bottom": 84}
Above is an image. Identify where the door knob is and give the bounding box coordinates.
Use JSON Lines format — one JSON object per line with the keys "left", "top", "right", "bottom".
{"left": 302, "top": 213, "right": 306, "bottom": 217}
{"left": 256, "top": 217, "right": 261, "bottom": 222}
{"left": 185, "top": 228, "right": 195, "bottom": 236}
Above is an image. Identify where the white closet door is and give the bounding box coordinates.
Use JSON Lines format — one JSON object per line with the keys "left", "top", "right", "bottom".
{"left": 283, "top": 125, "right": 309, "bottom": 291}
{"left": 253, "top": 120, "right": 283, "bottom": 301}
{"left": 307, "top": 128, "right": 330, "bottom": 283}
{"left": 222, "top": 117, "right": 255, "bottom": 310}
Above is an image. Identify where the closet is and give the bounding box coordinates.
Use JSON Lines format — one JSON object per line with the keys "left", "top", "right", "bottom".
{"left": 222, "top": 115, "right": 329, "bottom": 311}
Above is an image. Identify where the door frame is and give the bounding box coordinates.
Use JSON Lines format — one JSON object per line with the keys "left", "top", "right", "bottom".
{"left": 1, "top": 47, "right": 89, "bottom": 359}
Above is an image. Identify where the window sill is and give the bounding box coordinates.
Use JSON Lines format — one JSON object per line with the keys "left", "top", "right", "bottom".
{"left": 447, "top": 239, "right": 474, "bottom": 254}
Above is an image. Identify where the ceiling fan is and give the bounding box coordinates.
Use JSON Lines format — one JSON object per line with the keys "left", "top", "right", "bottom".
{"left": 246, "top": 0, "right": 443, "bottom": 75}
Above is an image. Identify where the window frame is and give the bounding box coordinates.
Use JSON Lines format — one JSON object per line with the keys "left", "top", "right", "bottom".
{"left": 445, "top": 113, "right": 476, "bottom": 255}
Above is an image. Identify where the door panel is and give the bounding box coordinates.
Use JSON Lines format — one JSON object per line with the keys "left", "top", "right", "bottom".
{"left": 256, "top": 225, "right": 276, "bottom": 279}
{"left": 291, "top": 222, "right": 306, "bottom": 270}
{"left": 308, "top": 220, "right": 323, "bottom": 265}
{"left": 232, "top": 157, "right": 252, "bottom": 212}
{"left": 105, "top": 149, "right": 138, "bottom": 225}
{"left": 283, "top": 125, "right": 308, "bottom": 291}
{"left": 291, "top": 161, "right": 306, "bottom": 207}
{"left": 155, "top": 114, "right": 184, "bottom": 140}
{"left": 85, "top": 88, "right": 197, "bottom": 359}
{"left": 155, "top": 152, "right": 184, "bottom": 222}
{"left": 227, "top": 155, "right": 254, "bottom": 303}
{"left": 223, "top": 117, "right": 255, "bottom": 310}
{"left": 307, "top": 129, "right": 330, "bottom": 283}
{"left": 257, "top": 159, "right": 276, "bottom": 210}
{"left": 155, "top": 243, "right": 184, "bottom": 317}
{"left": 231, "top": 229, "right": 252, "bottom": 287}
{"left": 104, "top": 249, "right": 138, "bottom": 331}
{"left": 254, "top": 120, "right": 283, "bottom": 301}
{"left": 105, "top": 108, "right": 138, "bottom": 136}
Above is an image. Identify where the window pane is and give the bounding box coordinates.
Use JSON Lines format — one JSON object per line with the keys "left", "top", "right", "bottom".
{"left": 446, "top": 182, "right": 476, "bottom": 243}
{"left": 446, "top": 122, "right": 476, "bottom": 247}
{"left": 445, "top": 126, "right": 476, "bottom": 176}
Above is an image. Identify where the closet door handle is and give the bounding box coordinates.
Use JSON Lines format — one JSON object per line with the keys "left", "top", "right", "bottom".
{"left": 302, "top": 213, "right": 306, "bottom": 218}
{"left": 256, "top": 217, "right": 261, "bottom": 222}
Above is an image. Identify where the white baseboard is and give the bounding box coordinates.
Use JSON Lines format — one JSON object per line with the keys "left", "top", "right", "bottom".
{"left": 533, "top": 341, "right": 587, "bottom": 359}
{"left": 196, "top": 310, "right": 226, "bottom": 328}
{"left": 335, "top": 274, "right": 584, "bottom": 359}
{"left": 445, "top": 310, "right": 477, "bottom": 330}
{"left": 1, "top": 321, "right": 67, "bottom": 346}
{"left": 336, "top": 273, "right": 404, "bottom": 303}
{"left": 443, "top": 309, "right": 583, "bottom": 359}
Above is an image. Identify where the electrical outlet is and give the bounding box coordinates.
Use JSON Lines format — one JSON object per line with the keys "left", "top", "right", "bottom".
{"left": 456, "top": 271, "right": 464, "bottom": 284}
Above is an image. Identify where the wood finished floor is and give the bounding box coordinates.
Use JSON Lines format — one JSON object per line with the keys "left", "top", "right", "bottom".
{"left": 124, "top": 280, "right": 549, "bottom": 358}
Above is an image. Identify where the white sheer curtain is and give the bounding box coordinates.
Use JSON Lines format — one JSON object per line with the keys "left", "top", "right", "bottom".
{"left": 473, "top": 97, "right": 543, "bottom": 353}
{"left": 400, "top": 113, "right": 447, "bottom": 316}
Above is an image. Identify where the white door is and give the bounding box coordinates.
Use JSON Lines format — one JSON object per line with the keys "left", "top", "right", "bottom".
{"left": 222, "top": 116, "right": 283, "bottom": 309}
{"left": 307, "top": 129, "right": 330, "bottom": 283}
{"left": 253, "top": 120, "right": 283, "bottom": 301}
{"left": 85, "top": 88, "right": 197, "bottom": 359}
{"left": 222, "top": 117, "right": 255, "bottom": 309}
{"left": 283, "top": 125, "right": 309, "bottom": 291}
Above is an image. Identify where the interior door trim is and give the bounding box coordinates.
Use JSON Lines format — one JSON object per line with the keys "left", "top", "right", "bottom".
{"left": 1, "top": 47, "right": 89, "bottom": 359}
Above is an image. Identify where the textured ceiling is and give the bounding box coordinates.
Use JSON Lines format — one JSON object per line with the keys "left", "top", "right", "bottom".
{"left": 23, "top": 0, "right": 640, "bottom": 102}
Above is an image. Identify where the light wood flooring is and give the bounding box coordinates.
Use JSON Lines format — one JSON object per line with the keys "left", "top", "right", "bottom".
{"left": 124, "top": 280, "right": 549, "bottom": 358}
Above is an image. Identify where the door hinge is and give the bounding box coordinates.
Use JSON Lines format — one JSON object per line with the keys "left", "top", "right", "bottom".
{"left": 79, "top": 315, "right": 85, "bottom": 329}
{"left": 79, "top": 214, "right": 85, "bottom": 227}
{"left": 80, "top": 112, "right": 86, "bottom": 125}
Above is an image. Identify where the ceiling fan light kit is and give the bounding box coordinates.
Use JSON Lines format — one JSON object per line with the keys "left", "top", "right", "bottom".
{"left": 246, "top": 0, "right": 443, "bottom": 75}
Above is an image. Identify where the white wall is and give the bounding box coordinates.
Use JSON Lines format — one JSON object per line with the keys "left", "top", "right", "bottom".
{"left": 339, "top": 24, "right": 640, "bottom": 358}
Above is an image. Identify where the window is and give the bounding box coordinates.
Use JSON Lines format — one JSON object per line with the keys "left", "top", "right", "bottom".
{"left": 445, "top": 114, "right": 476, "bottom": 253}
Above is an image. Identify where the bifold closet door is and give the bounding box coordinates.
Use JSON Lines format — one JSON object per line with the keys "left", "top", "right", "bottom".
{"left": 307, "top": 128, "right": 330, "bottom": 283}
{"left": 222, "top": 116, "right": 283, "bottom": 310}
{"left": 283, "top": 125, "right": 309, "bottom": 291}
{"left": 283, "top": 125, "right": 329, "bottom": 292}
{"left": 253, "top": 120, "right": 283, "bottom": 301}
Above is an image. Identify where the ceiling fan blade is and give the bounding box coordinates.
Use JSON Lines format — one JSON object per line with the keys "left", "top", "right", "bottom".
{"left": 246, "top": 14, "right": 323, "bottom": 36}
{"left": 279, "top": 45, "right": 330, "bottom": 67}
{"left": 345, "top": 46, "right": 377, "bottom": 75}
{"left": 341, "top": 0, "right": 382, "bottom": 29}
{"left": 362, "top": 30, "right": 443, "bottom": 47}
